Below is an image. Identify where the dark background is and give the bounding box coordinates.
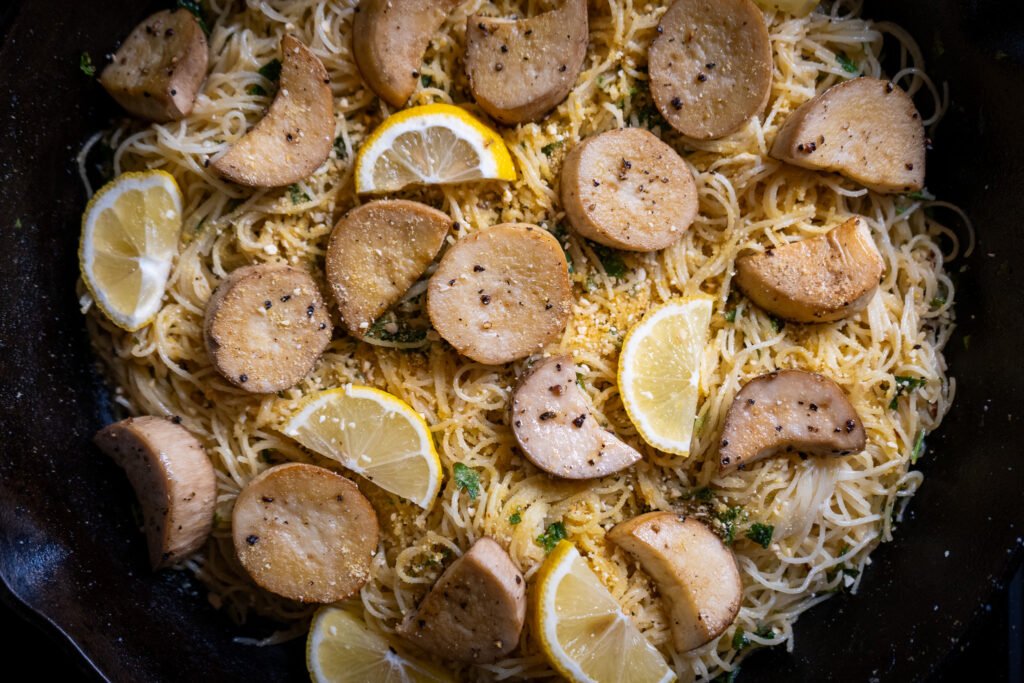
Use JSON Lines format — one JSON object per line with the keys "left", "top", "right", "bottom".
{"left": 2, "top": 0, "right": 1024, "bottom": 681}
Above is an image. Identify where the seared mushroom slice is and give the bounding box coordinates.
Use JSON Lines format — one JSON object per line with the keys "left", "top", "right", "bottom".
{"left": 232, "top": 463, "right": 379, "bottom": 603}
{"left": 511, "top": 355, "right": 641, "bottom": 479}
{"left": 770, "top": 78, "right": 926, "bottom": 193}
{"left": 426, "top": 224, "right": 571, "bottom": 365}
{"left": 203, "top": 264, "right": 332, "bottom": 394}
{"left": 212, "top": 36, "right": 334, "bottom": 187}
{"left": 397, "top": 537, "right": 526, "bottom": 663}
{"left": 735, "top": 216, "right": 884, "bottom": 323}
{"left": 649, "top": 0, "right": 772, "bottom": 140}
{"left": 609, "top": 512, "right": 742, "bottom": 652}
{"left": 561, "top": 127, "right": 698, "bottom": 251}
{"left": 326, "top": 200, "right": 450, "bottom": 336}
{"left": 94, "top": 416, "right": 216, "bottom": 569}
{"left": 719, "top": 370, "right": 866, "bottom": 472}
{"left": 352, "top": 0, "right": 462, "bottom": 107}
{"left": 99, "top": 9, "right": 208, "bottom": 122}
{"left": 465, "top": 0, "right": 588, "bottom": 125}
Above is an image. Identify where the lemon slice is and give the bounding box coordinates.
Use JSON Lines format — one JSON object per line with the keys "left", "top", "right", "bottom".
{"left": 617, "top": 298, "right": 713, "bottom": 456}
{"left": 534, "top": 541, "right": 675, "bottom": 683}
{"left": 354, "top": 103, "right": 516, "bottom": 194}
{"left": 79, "top": 170, "right": 183, "bottom": 331}
{"left": 307, "top": 606, "right": 452, "bottom": 683}
{"left": 282, "top": 385, "right": 442, "bottom": 509}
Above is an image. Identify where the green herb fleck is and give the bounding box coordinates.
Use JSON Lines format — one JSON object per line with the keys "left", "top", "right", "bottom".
{"left": 536, "top": 521, "right": 568, "bottom": 552}
{"left": 731, "top": 627, "right": 748, "bottom": 650}
{"left": 593, "top": 244, "right": 628, "bottom": 279}
{"left": 259, "top": 58, "right": 282, "bottom": 82}
{"left": 247, "top": 84, "right": 268, "bottom": 97}
{"left": 453, "top": 462, "right": 479, "bottom": 500}
{"left": 746, "top": 522, "right": 774, "bottom": 549}
{"left": 930, "top": 295, "right": 946, "bottom": 309}
{"left": 963, "top": 334, "right": 972, "bottom": 350}
{"left": 541, "top": 141, "right": 563, "bottom": 156}
{"left": 14, "top": 218, "right": 22, "bottom": 230}
{"left": 366, "top": 315, "right": 428, "bottom": 345}
{"left": 836, "top": 52, "right": 859, "bottom": 74}
{"left": 509, "top": 508, "right": 522, "bottom": 525}
{"left": 177, "top": 0, "right": 211, "bottom": 35}
{"left": 907, "top": 189, "right": 935, "bottom": 201}
{"left": 724, "top": 308, "right": 738, "bottom": 323}
{"left": 911, "top": 430, "right": 926, "bottom": 464}
{"left": 889, "top": 375, "right": 927, "bottom": 409}
{"left": 769, "top": 315, "right": 784, "bottom": 333}
{"left": 80, "top": 52, "right": 96, "bottom": 77}
{"left": 755, "top": 624, "right": 774, "bottom": 639}
{"left": 288, "top": 184, "right": 310, "bottom": 204}
{"left": 420, "top": 73, "right": 434, "bottom": 88}
{"left": 718, "top": 506, "right": 747, "bottom": 545}
{"left": 576, "top": 372, "right": 585, "bottom": 390}
{"left": 333, "top": 136, "right": 348, "bottom": 159}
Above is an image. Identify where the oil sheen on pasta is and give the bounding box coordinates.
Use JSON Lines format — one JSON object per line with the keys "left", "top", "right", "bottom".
{"left": 80, "top": 1, "right": 965, "bottom": 680}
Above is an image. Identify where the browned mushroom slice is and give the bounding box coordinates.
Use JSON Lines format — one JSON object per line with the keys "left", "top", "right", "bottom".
{"left": 609, "top": 512, "right": 742, "bottom": 652}
{"left": 511, "top": 355, "right": 641, "bottom": 479}
{"left": 719, "top": 370, "right": 866, "bottom": 472}
{"left": 426, "top": 224, "right": 571, "bottom": 365}
{"left": 561, "top": 127, "right": 698, "bottom": 252}
{"left": 212, "top": 36, "right": 334, "bottom": 187}
{"left": 734, "top": 216, "right": 884, "bottom": 323}
{"left": 465, "top": 0, "right": 589, "bottom": 125}
{"left": 770, "top": 77, "right": 926, "bottom": 193}
{"left": 325, "top": 200, "right": 450, "bottom": 336}
{"left": 99, "top": 9, "right": 208, "bottom": 122}
{"left": 232, "top": 463, "right": 379, "bottom": 603}
{"left": 203, "top": 264, "right": 332, "bottom": 393}
{"left": 94, "top": 416, "right": 216, "bottom": 569}
{"left": 397, "top": 537, "right": 526, "bottom": 663}
{"left": 352, "top": 0, "right": 462, "bottom": 107}
{"left": 649, "top": 0, "right": 772, "bottom": 140}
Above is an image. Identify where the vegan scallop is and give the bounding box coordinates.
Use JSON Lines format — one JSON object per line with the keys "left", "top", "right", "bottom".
{"left": 511, "top": 355, "right": 642, "bottom": 479}
{"left": 203, "top": 264, "right": 332, "bottom": 394}
{"left": 397, "top": 537, "right": 526, "bottom": 663}
{"left": 99, "top": 9, "right": 209, "bottom": 122}
{"left": 465, "top": 0, "right": 589, "bottom": 125}
{"left": 93, "top": 416, "right": 216, "bottom": 570}
{"left": 212, "top": 36, "right": 334, "bottom": 188}
{"left": 352, "top": 0, "right": 462, "bottom": 107}
{"left": 232, "top": 463, "right": 379, "bottom": 603}
{"left": 326, "top": 200, "right": 450, "bottom": 336}
{"left": 561, "top": 127, "right": 698, "bottom": 251}
{"left": 649, "top": 0, "right": 773, "bottom": 140}
{"left": 426, "top": 224, "right": 571, "bottom": 365}
{"left": 735, "top": 216, "right": 885, "bottom": 323}
{"left": 770, "top": 77, "right": 926, "bottom": 193}
{"left": 609, "top": 512, "right": 742, "bottom": 652}
{"left": 718, "top": 370, "right": 867, "bottom": 472}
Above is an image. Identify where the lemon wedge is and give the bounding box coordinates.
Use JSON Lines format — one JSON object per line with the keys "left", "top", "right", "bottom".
{"left": 282, "top": 385, "right": 442, "bottom": 509}
{"left": 307, "top": 606, "right": 453, "bottom": 683}
{"left": 533, "top": 541, "right": 675, "bottom": 683}
{"left": 354, "top": 103, "right": 516, "bottom": 194}
{"left": 617, "top": 298, "right": 713, "bottom": 456}
{"left": 79, "top": 170, "right": 183, "bottom": 331}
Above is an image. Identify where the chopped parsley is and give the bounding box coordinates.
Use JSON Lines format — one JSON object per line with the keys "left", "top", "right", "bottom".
{"left": 746, "top": 523, "right": 774, "bottom": 549}
{"left": 685, "top": 486, "right": 713, "bottom": 502}
{"left": 177, "top": 0, "right": 211, "bottom": 35}
{"left": 258, "top": 58, "right": 283, "bottom": 83}
{"left": 836, "top": 52, "right": 859, "bottom": 74}
{"left": 536, "top": 521, "right": 568, "bottom": 552}
{"left": 14, "top": 218, "right": 22, "bottom": 230}
{"left": 731, "top": 627, "right": 748, "bottom": 650}
{"left": 453, "top": 463, "right": 479, "bottom": 500}
{"left": 889, "top": 375, "right": 927, "bottom": 410}
{"left": 247, "top": 84, "right": 268, "bottom": 97}
{"left": 911, "top": 430, "right": 926, "bottom": 464}
{"left": 930, "top": 295, "right": 947, "bottom": 309}
{"left": 79, "top": 52, "right": 96, "bottom": 77}
{"left": 769, "top": 315, "right": 785, "bottom": 333}
{"left": 288, "top": 184, "right": 310, "bottom": 204}
{"left": 509, "top": 508, "right": 522, "bottom": 525}
{"left": 576, "top": 372, "right": 585, "bottom": 390}
{"left": 541, "top": 140, "right": 563, "bottom": 156}
{"left": 333, "top": 135, "right": 348, "bottom": 159}
{"left": 907, "top": 189, "right": 936, "bottom": 201}
{"left": 593, "top": 244, "right": 628, "bottom": 279}
{"left": 420, "top": 73, "right": 434, "bottom": 88}
{"left": 718, "top": 506, "right": 748, "bottom": 545}
{"left": 366, "top": 315, "right": 428, "bottom": 345}
{"left": 724, "top": 307, "right": 738, "bottom": 323}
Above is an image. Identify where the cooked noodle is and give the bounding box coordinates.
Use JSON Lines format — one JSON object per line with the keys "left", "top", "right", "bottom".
{"left": 80, "top": 0, "right": 966, "bottom": 680}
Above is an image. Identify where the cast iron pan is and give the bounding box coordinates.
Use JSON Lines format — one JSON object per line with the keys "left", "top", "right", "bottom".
{"left": 1, "top": 1, "right": 1022, "bottom": 680}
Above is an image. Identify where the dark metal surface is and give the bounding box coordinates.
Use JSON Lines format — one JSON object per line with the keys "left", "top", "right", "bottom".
{"left": 0, "top": 1, "right": 1021, "bottom": 681}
